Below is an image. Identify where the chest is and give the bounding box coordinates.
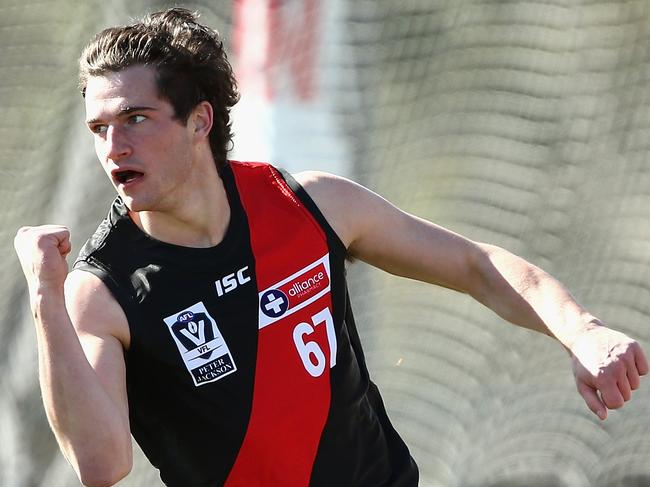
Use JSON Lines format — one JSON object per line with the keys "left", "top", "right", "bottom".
{"left": 127, "top": 218, "right": 338, "bottom": 392}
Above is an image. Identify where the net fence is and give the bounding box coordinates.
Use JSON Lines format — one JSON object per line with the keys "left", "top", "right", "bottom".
{"left": 1, "top": 1, "right": 650, "bottom": 486}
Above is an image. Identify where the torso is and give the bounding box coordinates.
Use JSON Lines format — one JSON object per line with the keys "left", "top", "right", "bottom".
{"left": 74, "top": 161, "right": 418, "bottom": 487}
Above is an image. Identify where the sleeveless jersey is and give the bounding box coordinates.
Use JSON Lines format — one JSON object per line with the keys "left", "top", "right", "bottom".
{"left": 74, "top": 161, "right": 419, "bottom": 487}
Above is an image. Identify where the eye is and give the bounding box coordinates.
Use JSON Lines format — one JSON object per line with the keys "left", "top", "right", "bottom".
{"left": 90, "top": 124, "right": 108, "bottom": 134}
{"left": 128, "top": 114, "right": 147, "bottom": 124}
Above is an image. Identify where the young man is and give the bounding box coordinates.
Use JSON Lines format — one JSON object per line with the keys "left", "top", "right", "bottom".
{"left": 14, "top": 8, "right": 647, "bottom": 487}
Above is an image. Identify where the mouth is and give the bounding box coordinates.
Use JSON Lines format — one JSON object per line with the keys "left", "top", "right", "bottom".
{"left": 114, "top": 170, "right": 144, "bottom": 185}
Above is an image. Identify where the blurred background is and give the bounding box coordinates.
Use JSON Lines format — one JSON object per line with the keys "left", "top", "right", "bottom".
{"left": 2, "top": 0, "right": 650, "bottom": 486}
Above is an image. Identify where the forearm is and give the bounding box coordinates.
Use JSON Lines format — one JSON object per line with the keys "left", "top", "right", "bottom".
{"left": 32, "top": 288, "right": 131, "bottom": 485}
{"left": 470, "top": 243, "right": 599, "bottom": 350}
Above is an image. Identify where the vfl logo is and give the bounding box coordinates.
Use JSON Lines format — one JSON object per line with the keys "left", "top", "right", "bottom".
{"left": 172, "top": 311, "right": 216, "bottom": 360}
{"left": 163, "top": 302, "right": 237, "bottom": 387}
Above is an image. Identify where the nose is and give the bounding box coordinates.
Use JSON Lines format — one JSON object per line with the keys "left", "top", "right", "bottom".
{"left": 103, "top": 125, "right": 132, "bottom": 162}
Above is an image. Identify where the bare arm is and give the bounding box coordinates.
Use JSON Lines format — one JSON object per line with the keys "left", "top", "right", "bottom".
{"left": 15, "top": 226, "right": 132, "bottom": 487}
{"left": 294, "top": 171, "right": 648, "bottom": 420}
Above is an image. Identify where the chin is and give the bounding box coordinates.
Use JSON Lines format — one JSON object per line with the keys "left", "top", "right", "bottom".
{"left": 119, "top": 194, "right": 147, "bottom": 212}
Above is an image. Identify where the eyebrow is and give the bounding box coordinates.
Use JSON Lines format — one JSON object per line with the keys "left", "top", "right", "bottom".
{"left": 86, "top": 106, "right": 158, "bottom": 125}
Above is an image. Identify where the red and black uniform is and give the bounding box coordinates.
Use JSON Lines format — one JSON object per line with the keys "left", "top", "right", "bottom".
{"left": 74, "top": 161, "right": 419, "bottom": 487}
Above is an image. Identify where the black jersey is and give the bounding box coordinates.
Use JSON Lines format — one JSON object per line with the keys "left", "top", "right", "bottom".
{"left": 74, "top": 161, "right": 418, "bottom": 487}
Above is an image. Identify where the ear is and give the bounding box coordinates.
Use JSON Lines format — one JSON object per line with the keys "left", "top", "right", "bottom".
{"left": 190, "top": 101, "right": 214, "bottom": 143}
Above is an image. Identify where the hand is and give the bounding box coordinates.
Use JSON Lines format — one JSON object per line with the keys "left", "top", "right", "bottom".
{"left": 570, "top": 324, "right": 648, "bottom": 420}
{"left": 14, "top": 225, "right": 72, "bottom": 295}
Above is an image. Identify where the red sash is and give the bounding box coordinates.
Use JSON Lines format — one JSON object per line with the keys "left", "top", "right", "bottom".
{"left": 224, "top": 162, "right": 336, "bottom": 486}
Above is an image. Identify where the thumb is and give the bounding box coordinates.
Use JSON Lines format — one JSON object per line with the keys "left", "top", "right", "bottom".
{"left": 577, "top": 380, "right": 607, "bottom": 420}
{"left": 58, "top": 236, "right": 72, "bottom": 258}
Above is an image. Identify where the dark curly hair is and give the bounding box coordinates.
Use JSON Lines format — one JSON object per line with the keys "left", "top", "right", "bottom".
{"left": 78, "top": 8, "right": 240, "bottom": 169}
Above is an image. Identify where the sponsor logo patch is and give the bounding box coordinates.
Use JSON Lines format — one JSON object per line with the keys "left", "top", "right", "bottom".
{"left": 163, "top": 302, "right": 237, "bottom": 387}
{"left": 260, "top": 289, "right": 289, "bottom": 318}
{"left": 258, "top": 254, "right": 331, "bottom": 329}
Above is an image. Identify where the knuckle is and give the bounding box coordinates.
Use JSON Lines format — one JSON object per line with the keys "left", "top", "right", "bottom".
{"left": 603, "top": 392, "right": 624, "bottom": 409}
{"left": 14, "top": 226, "right": 32, "bottom": 242}
{"left": 620, "top": 387, "right": 632, "bottom": 402}
{"left": 607, "top": 399, "right": 624, "bottom": 410}
{"left": 593, "top": 371, "right": 610, "bottom": 389}
{"left": 34, "top": 233, "right": 49, "bottom": 245}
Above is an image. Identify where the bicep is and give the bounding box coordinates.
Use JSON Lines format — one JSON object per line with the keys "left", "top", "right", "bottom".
{"left": 295, "top": 171, "right": 484, "bottom": 293}
{"left": 64, "top": 270, "right": 130, "bottom": 418}
{"left": 352, "top": 205, "right": 481, "bottom": 293}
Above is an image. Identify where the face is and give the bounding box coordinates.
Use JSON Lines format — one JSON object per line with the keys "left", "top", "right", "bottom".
{"left": 84, "top": 65, "right": 197, "bottom": 213}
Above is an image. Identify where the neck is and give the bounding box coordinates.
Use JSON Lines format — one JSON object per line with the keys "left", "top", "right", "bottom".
{"left": 130, "top": 167, "right": 231, "bottom": 248}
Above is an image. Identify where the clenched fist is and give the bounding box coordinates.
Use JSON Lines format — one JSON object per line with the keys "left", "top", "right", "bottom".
{"left": 14, "top": 225, "right": 72, "bottom": 296}
{"left": 570, "top": 323, "right": 648, "bottom": 420}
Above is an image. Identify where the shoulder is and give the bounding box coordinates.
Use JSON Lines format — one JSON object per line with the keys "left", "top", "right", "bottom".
{"left": 292, "top": 171, "right": 390, "bottom": 252}
{"left": 75, "top": 198, "right": 127, "bottom": 265}
{"left": 65, "top": 269, "right": 130, "bottom": 349}
{"left": 292, "top": 170, "right": 359, "bottom": 198}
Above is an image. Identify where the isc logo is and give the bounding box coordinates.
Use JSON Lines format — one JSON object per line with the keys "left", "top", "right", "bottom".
{"left": 215, "top": 266, "right": 251, "bottom": 297}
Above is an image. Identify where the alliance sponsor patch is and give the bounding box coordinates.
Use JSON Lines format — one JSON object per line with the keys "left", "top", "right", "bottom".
{"left": 163, "top": 301, "right": 237, "bottom": 386}
{"left": 258, "top": 254, "right": 331, "bottom": 329}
